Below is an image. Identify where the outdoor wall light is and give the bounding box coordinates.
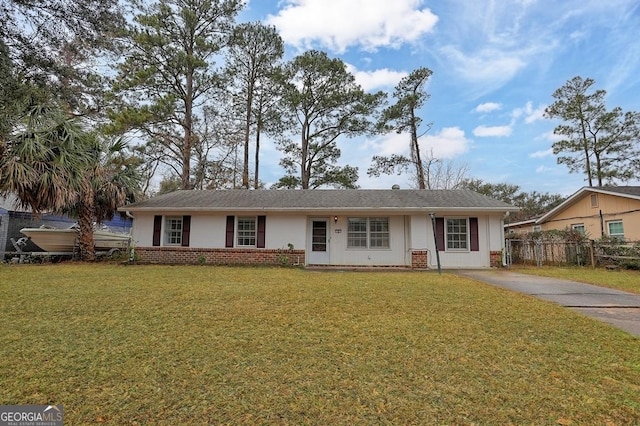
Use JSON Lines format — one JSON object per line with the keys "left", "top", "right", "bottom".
{"left": 334, "top": 216, "right": 338, "bottom": 223}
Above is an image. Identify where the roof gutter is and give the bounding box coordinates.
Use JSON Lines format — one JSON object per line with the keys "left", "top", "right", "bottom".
{"left": 117, "top": 206, "right": 520, "bottom": 214}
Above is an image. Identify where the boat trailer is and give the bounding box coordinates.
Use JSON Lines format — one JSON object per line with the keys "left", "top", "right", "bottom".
{"left": 8, "top": 237, "right": 125, "bottom": 263}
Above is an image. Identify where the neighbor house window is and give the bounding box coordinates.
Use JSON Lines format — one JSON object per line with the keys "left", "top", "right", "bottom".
{"left": 165, "top": 217, "right": 183, "bottom": 245}
{"left": 237, "top": 217, "right": 256, "bottom": 246}
{"left": 347, "top": 217, "right": 390, "bottom": 249}
{"left": 590, "top": 194, "right": 598, "bottom": 207}
{"left": 532, "top": 225, "right": 541, "bottom": 232}
{"left": 607, "top": 220, "right": 624, "bottom": 240}
{"left": 572, "top": 224, "right": 585, "bottom": 235}
{"left": 446, "top": 218, "right": 468, "bottom": 250}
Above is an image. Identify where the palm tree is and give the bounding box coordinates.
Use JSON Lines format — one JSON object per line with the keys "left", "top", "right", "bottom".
{"left": 1, "top": 103, "right": 140, "bottom": 260}
{"left": 72, "top": 137, "right": 140, "bottom": 260}
{"left": 0, "top": 104, "right": 88, "bottom": 212}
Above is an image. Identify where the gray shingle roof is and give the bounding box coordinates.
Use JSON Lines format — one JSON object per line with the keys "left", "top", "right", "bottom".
{"left": 596, "top": 186, "right": 640, "bottom": 198}
{"left": 120, "top": 189, "right": 518, "bottom": 213}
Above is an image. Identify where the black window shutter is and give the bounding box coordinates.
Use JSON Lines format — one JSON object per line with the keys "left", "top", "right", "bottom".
{"left": 435, "top": 217, "right": 445, "bottom": 252}
{"left": 470, "top": 217, "right": 479, "bottom": 251}
{"left": 152, "top": 215, "right": 162, "bottom": 246}
{"left": 225, "top": 216, "right": 235, "bottom": 248}
{"left": 257, "top": 216, "right": 266, "bottom": 248}
{"left": 181, "top": 215, "right": 191, "bottom": 247}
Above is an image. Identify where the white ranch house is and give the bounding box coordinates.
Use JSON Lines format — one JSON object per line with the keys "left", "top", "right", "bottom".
{"left": 119, "top": 189, "right": 518, "bottom": 269}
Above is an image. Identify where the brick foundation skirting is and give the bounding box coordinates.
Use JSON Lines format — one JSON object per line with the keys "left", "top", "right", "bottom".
{"left": 490, "top": 250, "right": 503, "bottom": 267}
{"left": 411, "top": 250, "right": 428, "bottom": 269}
{"left": 135, "top": 247, "right": 306, "bottom": 266}
{"left": 135, "top": 247, "right": 499, "bottom": 269}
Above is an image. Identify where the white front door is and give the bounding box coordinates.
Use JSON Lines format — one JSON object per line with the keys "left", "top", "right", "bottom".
{"left": 307, "top": 219, "right": 330, "bottom": 265}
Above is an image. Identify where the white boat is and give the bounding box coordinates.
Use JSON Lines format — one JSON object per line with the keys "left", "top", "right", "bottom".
{"left": 20, "top": 225, "right": 131, "bottom": 253}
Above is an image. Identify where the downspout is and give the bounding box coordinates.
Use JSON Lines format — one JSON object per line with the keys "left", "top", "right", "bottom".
{"left": 429, "top": 212, "right": 441, "bottom": 275}
{"left": 125, "top": 211, "right": 135, "bottom": 261}
{"left": 599, "top": 210, "right": 604, "bottom": 237}
{"left": 502, "top": 211, "right": 510, "bottom": 267}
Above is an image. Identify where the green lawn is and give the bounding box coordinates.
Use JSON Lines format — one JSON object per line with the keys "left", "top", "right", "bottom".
{"left": 513, "top": 265, "right": 640, "bottom": 295}
{"left": 1, "top": 264, "right": 639, "bottom": 425}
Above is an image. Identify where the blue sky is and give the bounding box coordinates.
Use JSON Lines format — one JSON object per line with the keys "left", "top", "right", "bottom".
{"left": 238, "top": 0, "right": 640, "bottom": 195}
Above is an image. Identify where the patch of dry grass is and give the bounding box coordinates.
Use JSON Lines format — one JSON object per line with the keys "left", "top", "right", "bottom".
{"left": 513, "top": 265, "right": 640, "bottom": 295}
{"left": 1, "top": 264, "right": 639, "bottom": 424}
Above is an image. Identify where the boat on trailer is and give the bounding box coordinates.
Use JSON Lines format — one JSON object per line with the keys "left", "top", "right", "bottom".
{"left": 19, "top": 224, "right": 131, "bottom": 253}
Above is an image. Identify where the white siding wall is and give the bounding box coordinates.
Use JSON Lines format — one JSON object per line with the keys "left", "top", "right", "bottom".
{"left": 130, "top": 211, "right": 506, "bottom": 268}
{"left": 487, "top": 215, "right": 505, "bottom": 251}
{"left": 131, "top": 213, "right": 154, "bottom": 247}
{"left": 265, "top": 216, "right": 307, "bottom": 250}
{"left": 422, "top": 215, "right": 494, "bottom": 269}
{"left": 131, "top": 213, "right": 307, "bottom": 249}
{"left": 189, "top": 215, "right": 226, "bottom": 248}
{"left": 409, "top": 214, "right": 429, "bottom": 250}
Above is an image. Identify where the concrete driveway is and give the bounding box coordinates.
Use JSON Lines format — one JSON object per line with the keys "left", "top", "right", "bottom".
{"left": 455, "top": 269, "right": 640, "bottom": 337}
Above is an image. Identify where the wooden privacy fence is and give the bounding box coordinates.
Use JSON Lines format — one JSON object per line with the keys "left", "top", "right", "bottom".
{"left": 505, "top": 238, "right": 640, "bottom": 269}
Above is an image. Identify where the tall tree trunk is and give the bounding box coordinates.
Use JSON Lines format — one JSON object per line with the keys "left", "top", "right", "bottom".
{"left": 78, "top": 188, "right": 96, "bottom": 261}
{"left": 254, "top": 120, "right": 261, "bottom": 189}
{"left": 579, "top": 107, "right": 593, "bottom": 187}
{"left": 594, "top": 152, "right": 603, "bottom": 186}
{"left": 411, "top": 111, "right": 426, "bottom": 189}
{"left": 182, "top": 130, "right": 191, "bottom": 189}
{"left": 242, "top": 80, "right": 254, "bottom": 189}
{"left": 182, "top": 67, "right": 194, "bottom": 190}
{"left": 301, "top": 121, "right": 310, "bottom": 189}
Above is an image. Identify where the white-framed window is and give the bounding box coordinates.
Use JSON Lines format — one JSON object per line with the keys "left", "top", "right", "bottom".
{"left": 347, "top": 217, "right": 390, "bottom": 249}
{"left": 165, "top": 216, "right": 183, "bottom": 245}
{"left": 369, "top": 217, "right": 390, "bottom": 248}
{"left": 571, "top": 224, "right": 585, "bottom": 235}
{"left": 607, "top": 220, "right": 624, "bottom": 240}
{"left": 237, "top": 217, "right": 257, "bottom": 246}
{"left": 532, "top": 225, "right": 542, "bottom": 232}
{"left": 446, "top": 218, "right": 468, "bottom": 250}
{"left": 347, "top": 218, "right": 367, "bottom": 248}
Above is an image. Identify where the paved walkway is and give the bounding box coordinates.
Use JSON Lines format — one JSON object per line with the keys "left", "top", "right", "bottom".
{"left": 455, "top": 269, "right": 640, "bottom": 337}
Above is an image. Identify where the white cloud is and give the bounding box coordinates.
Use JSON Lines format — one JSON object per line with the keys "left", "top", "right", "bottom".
{"left": 345, "top": 64, "right": 407, "bottom": 91}
{"left": 475, "top": 102, "right": 502, "bottom": 113}
{"left": 540, "top": 130, "right": 563, "bottom": 143}
{"left": 363, "top": 127, "right": 470, "bottom": 160}
{"left": 524, "top": 107, "right": 546, "bottom": 123}
{"left": 265, "top": 0, "right": 438, "bottom": 53}
{"left": 439, "top": 46, "right": 526, "bottom": 91}
{"left": 422, "top": 127, "right": 471, "bottom": 159}
{"left": 512, "top": 101, "right": 546, "bottom": 124}
{"left": 530, "top": 148, "right": 553, "bottom": 158}
{"left": 569, "top": 30, "right": 588, "bottom": 42}
{"left": 363, "top": 133, "right": 409, "bottom": 157}
{"left": 472, "top": 125, "right": 512, "bottom": 137}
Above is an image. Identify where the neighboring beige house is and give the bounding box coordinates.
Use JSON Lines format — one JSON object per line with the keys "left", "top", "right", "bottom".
{"left": 506, "top": 186, "right": 640, "bottom": 240}
{"left": 504, "top": 218, "right": 538, "bottom": 235}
